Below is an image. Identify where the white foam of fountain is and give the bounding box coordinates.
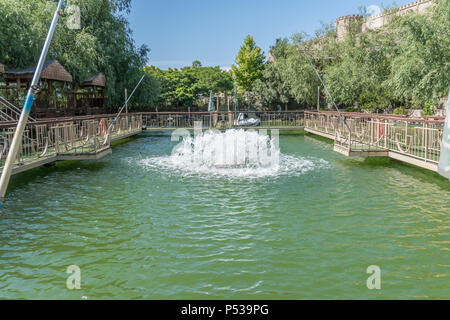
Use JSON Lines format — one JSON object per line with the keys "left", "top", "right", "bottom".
{"left": 141, "top": 129, "right": 330, "bottom": 179}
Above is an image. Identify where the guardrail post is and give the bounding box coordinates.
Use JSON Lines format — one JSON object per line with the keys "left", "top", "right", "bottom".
{"left": 349, "top": 120, "right": 352, "bottom": 151}
{"left": 55, "top": 128, "right": 60, "bottom": 154}
{"left": 384, "top": 120, "right": 388, "bottom": 149}
{"left": 424, "top": 122, "right": 428, "bottom": 162}
{"left": 370, "top": 120, "right": 374, "bottom": 145}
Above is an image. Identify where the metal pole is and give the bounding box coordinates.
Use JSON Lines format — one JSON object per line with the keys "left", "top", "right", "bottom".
{"left": 233, "top": 78, "right": 238, "bottom": 118}
{"left": 125, "top": 88, "right": 128, "bottom": 114}
{"left": 108, "top": 75, "right": 145, "bottom": 132}
{"left": 0, "top": 0, "right": 64, "bottom": 206}
{"left": 317, "top": 85, "right": 320, "bottom": 111}
{"left": 298, "top": 48, "right": 351, "bottom": 133}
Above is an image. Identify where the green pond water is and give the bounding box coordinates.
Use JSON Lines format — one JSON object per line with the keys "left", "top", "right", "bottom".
{"left": 0, "top": 132, "right": 449, "bottom": 299}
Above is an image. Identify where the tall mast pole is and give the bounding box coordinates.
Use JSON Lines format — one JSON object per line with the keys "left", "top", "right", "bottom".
{"left": 0, "top": 0, "right": 64, "bottom": 206}
{"left": 298, "top": 48, "right": 351, "bottom": 132}
{"left": 125, "top": 88, "right": 128, "bottom": 114}
{"left": 107, "top": 75, "right": 145, "bottom": 133}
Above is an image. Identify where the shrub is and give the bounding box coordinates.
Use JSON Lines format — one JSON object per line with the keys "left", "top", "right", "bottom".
{"left": 393, "top": 107, "right": 406, "bottom": 115}
{"left": 423, "top": 99, "right": 435, "bottom": 116}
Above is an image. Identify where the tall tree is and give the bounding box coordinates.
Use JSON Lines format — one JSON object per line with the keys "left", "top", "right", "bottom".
{"left": 323, "top": 29, "right": 397, "bottom": 111}
{"left": 254, "top": 60, "right": 291, "bottom": 110}
{"left": 231, "top": 35, "right": 265, "bottom": 106}
{"left": 385, "top": 0, "right": 450, "bottom": 107}
{"left": 284, "top": 33, "right": 322, "bottom": 107}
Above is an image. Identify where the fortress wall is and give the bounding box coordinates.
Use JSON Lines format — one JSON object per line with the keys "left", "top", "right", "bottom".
{"left": 335, "top": 15, "right": 363, "bottom": 42}
{"left": 269, "top": 0, "right": 435, "bottom": 60}
{"left": 362, "top": 0, "right": 433, "bottom": 32}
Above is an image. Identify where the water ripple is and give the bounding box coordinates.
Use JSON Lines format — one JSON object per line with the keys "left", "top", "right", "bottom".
{"left": 0, "top": 133, "right": 448, "bottom": 299}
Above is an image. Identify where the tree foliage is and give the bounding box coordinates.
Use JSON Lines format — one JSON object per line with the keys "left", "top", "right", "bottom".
{"left": 324, "top": 27, "right": 398, "bottom": 111}
{"left": 254, "top": 0, "right": 449, "bottom": 112}
{"left": 254, "top": 59, "right": 291, "bottom": 109}
{"left": 231, "top": 35, "right": 266, "bottom": 94}
{"left": 0, "top": 0, "right": 159, "bottom": 109}
{"left": 385, "top": 0, "right": 450, "bottom": 107}
{"left": 144, "top": 62, "right": 233, "bottom": 108}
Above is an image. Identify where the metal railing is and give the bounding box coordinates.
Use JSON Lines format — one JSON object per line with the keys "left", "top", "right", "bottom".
{"left": 0, "top": 109, "right": 445, "bottom": 173}
{"left": 304, "top": 111, "right": 445, "bottom": 165}
{"left": 0, "top": 96, "right": 36, "bottom": 122}
{"left": 0, "top": 114, "right": 142, "bottom": 172}
{"left": 141, "top": 111, "right": 305, "bottom": 129}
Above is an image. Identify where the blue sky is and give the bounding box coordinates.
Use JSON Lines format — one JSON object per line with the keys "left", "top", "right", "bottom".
{"left": 127, "top": 0, "right": 412, "bottom": 70}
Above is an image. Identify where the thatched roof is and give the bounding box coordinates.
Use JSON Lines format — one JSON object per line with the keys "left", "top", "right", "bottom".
{"left": 0, "top": 63, "right": 5, "bottom": 73}
{"left": 4, "top": 60, "right": 72, "bottom": 82}
{"left": 82, "top": 73, "right": 106, "bottom": 87}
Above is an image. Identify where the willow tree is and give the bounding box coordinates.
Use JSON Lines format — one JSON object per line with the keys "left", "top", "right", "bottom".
{"left": 0, "top": 0, "right": 158, "bottom": 109}
{"left": 385, "top": 0, "right": 450, "bottom": 108}
{"left": 254, "top": 38, "right": 292, "bottom": 110}
{"left": 324, "top": 27, "right": 398, "bottom": 112}
{"left": 284, "top": 33, "right": 324, "bottom": 107}
{"left": 324, "top": 0, "right": 449, "bottom": 111}
{"left": 254, "top": 59, "right": 291, "bottom": 110}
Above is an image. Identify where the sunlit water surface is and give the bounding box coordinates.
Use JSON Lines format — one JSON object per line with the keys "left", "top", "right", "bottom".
{"left": 0, "top": 132, "right": 449, "bottom": 299}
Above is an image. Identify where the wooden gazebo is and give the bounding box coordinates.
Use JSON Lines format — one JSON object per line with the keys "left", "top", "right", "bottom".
{"left": 76, "top": 73, "right": 106, "bottom": 115}
{"left": 82, "top": 73, "right": 106, "bottom": 88}
{"left": 3, "top": 60, "right": 73, "bottom": 118}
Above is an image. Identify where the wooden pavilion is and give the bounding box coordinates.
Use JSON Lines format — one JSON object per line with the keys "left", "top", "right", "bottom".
{"left": 3, "top": 60, "right": 73, "bottom": 118}
{"left": 0, "top": 60, "right": 107, "bottom": 118}
{"left": 76, "top": 73, "right": 107, "bottom": 115}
